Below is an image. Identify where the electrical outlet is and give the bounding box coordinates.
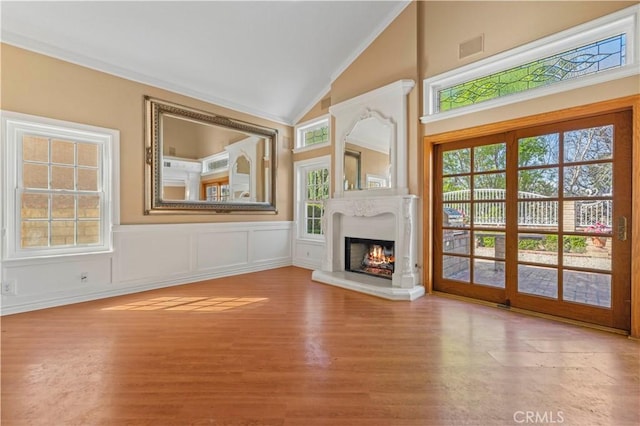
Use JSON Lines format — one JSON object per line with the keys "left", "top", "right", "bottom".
{"left": 80, "top": 272, "right": 88, "bottom": 283}
{"left": 2, "top": 280, "right": 17, "bottom": 296}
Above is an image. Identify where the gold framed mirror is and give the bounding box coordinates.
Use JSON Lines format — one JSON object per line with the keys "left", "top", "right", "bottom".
{"left": 144, "top": 97, "right": 277, "bottom": 214}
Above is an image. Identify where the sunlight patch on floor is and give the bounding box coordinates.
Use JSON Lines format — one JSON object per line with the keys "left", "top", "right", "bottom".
{"left": 102, "top": 296, "right": 268, "bottom": 312}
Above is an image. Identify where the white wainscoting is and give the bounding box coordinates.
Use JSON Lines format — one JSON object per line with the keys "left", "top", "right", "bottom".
{"left": 1, "top": 221, "right": 293, "bottom": 315}
{"left": 292, "top": 238, "right": 325, "bottom": 270}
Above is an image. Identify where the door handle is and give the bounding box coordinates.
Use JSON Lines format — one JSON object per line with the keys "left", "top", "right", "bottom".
{"left": 617, "top": 216, "right": 627, "bottom": 241}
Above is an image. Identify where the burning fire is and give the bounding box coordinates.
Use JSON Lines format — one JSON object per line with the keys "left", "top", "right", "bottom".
{"left": 366, "top": 244, "right": 394, "bottom": 265}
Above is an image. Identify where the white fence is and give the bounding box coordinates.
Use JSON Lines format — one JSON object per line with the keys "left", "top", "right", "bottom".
{"left": 443, "top": 189, "right": 612, "bottom": 229}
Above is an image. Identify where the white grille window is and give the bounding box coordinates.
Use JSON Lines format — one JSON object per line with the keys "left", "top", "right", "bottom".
{"left": 295, "top": 156, "right": 330, "bottom": 240}
{"left": 2, "top": 111, "right": 119, "bottom": 259}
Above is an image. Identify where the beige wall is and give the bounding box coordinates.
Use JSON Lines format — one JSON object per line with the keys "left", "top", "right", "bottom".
{"left": 1, "top": 43, "right": 293, "bottom": 224}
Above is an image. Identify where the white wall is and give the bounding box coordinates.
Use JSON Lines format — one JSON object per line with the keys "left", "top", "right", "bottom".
{"left": 1, "top": 221, "right": 293, "bottom": 315}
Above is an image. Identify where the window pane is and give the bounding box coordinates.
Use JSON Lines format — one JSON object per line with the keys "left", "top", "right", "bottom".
{"left": 568, "top": 200, "right": 612, "bottom": 233}
{"left": 474, "top": 143, "right": 506, "bottom": 172}
{"left": 564, "top": 125, "right": 613, "bottom": 163}
{"left": 51, "top": 166, "right": 74, "bottom": 190}
{"left": 563, "top": 164, "right": 612, "bottom": 197}
{"left": 78, "top": 195, "right": 101, "bottom": 218}
{"left": 443, "top": 204, "right": 468, "bottom": 228}
{"left": 474, "top": 259, "right": 505, "bottom": 288}
{"left": 518, "top": 265, "right": 558, "bottom": 298}
{"left": 474, "top": 231, "right": 505, "bottom": 259}
{"left": 518, "top": 233, "right": 558, "bottom": 265}
{"left": 443, "top": 230, "right": 470, "bottom": 255}
{"left": 22, "top": 193, "right": 49, "bottom": 219}
{"left": 442, "top": 255, "right": 470, "bottom": 282}
{"left": 518, "top": 134, "right": 559, "bottom": 167}
{"left": 78, "top": 221, "right": 100, "bottom": 244}
{"left": 77, "top": 168, "right": 98, "bottom": 191}
{"left": 308, "top": 128, "right": 328, "bottom": 146}
{"left": 518, "top": 168, "right": 559, "bottom": 197}
{"left": 23, "top": 163, "right": 49, "bottom": 189}
{"left": 563, "top": 236, "right": 611, "bottom": 271}
{"left": 51, "top": 140, "right": 75, "bottom": 165}
{"left": 474, "top": 173, "right": 505, "bottom": 198}
{"left": 23, "top": 135, "right": 49, "bottom": 162}
{"left": 442, "top": 148, "right": 470, "bottom": 175}
{"left": 443, "top": 176, "right": 470, "bottom": 197}
{"left": 51, "top": 221, "right": 75, "bottom": 246}
{"left": 474, "top": 202, "right": 505, "bottom": 227}
{"left": 52, "top": 195, "right": 75, "bottom": 219}
{"left": 563, "top": 270, "right": 611, "bottom": 307}
{"left": 518, "top": 200, "right": 558, "bottom": 229}
{"left": 77, "top": 143, "right": 98, "bottom": 167}
{"left": 21, "top": 221, "right": 49, "bottom": 248}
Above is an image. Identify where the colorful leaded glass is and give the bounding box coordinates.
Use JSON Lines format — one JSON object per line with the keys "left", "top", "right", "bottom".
{"left": 438, "top": 34, "right": 626, "bottom": 112}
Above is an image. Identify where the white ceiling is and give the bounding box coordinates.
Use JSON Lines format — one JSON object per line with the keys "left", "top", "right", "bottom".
{"left": 1, "top": 1, "right": 410, "bottom": 125}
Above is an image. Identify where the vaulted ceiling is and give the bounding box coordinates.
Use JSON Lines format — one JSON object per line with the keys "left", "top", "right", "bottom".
{"left": 1, "top": 1, "right": 410, "bottom": 124}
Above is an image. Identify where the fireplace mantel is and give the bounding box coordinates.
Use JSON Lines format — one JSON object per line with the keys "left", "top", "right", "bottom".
{"left": 312, "top": 195, "right": 424, "bottom": 300}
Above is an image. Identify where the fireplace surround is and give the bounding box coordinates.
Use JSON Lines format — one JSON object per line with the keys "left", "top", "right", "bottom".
{"left": 311, "top": 195, "right": 424, "bottom": 300}
{"left": 311, "top": 79, "right": 423, "bottom": 301}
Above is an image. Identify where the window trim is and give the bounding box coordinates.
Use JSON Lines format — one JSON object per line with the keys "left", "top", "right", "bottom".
{"left": 421, "top": 4, "right": 640, "bottom": 123}
{"left": 293, "top": 115, "right": 330, "bottom": 153}
{"left": 2, "top": 111, "right": 120, "bottom": 260}
{"left": 294, "top": 155, "right": 331, "bottom": 241}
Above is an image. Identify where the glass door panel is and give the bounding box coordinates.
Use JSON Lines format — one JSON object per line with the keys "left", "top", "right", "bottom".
{"left": 434, "top": 111, "right": 631, "bottom": 330}
{"left": 436, "top": 138, "right": 507, "bottom": 301}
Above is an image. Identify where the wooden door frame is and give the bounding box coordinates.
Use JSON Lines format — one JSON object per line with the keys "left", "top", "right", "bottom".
{"left": 423, "top": 95, "right": 640, "bottom": 338}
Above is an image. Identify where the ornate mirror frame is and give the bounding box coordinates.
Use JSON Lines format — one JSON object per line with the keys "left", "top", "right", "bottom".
{"left": 144, "top": 97, "right": 278, "bottom": 214}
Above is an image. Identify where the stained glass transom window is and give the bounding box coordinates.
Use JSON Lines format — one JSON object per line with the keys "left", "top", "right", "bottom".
{"left": 304, "top": 125, "right": 328, "bottom": 146}
{"left": 439, "top": 34, "right": 626, "bottom": 113}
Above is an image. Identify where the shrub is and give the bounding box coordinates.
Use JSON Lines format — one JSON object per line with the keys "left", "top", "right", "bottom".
{"left": 481, "top": 236, "right": 495, "bottom": 247}
{"left": 565, "top": 236, "right": 587, "bottom": 253}
{"left": 543, "top": 235, "right": 558, "bottom": 252}
{"left": 518, "top": 238, "right": 539, "bottom": 250}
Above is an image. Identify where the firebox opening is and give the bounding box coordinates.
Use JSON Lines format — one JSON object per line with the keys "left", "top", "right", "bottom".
{"left": 345, "top": 237, "right": 395, "bottom": 280}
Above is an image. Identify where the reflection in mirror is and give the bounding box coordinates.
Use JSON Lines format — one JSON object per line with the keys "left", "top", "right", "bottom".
{"left": 344, "top": 150, "right": 361, "bottom": 190}
{"left": 145, "top": 97, "right": 277, "bottom": 214}
{"left": 343, "top": 109, "right": 393, "bottom": 190}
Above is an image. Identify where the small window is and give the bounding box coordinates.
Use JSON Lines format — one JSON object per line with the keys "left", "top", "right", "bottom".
{"left": 294, "top": 156, "right": 330, "bottom": 240}
{"left": 422, "top": 5, "right": 639, "bottom": 122}
{"left": 294, "top": 116, "right": 330, "bottom": 152}
{"left": 2, "top": 111, "right": 119, "bottom": 259}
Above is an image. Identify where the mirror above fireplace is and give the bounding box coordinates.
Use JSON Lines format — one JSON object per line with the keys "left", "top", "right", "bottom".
{"left": 330, "top": 79, "right": 415, "bottom": 198}
{"left": 343, "top": 110, "right": 393, "bottom": 191}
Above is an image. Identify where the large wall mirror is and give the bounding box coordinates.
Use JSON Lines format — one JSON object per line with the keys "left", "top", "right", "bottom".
{"left": 144, "top": 97, "right": 278, "bottom": 214}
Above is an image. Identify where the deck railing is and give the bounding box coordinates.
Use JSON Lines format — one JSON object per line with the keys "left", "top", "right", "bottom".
{"left": 443, "top": 189, "right": 612, "bottom": 229}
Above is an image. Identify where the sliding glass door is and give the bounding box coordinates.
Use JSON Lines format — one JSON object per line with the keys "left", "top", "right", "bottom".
{"left": 434, "top": 111, "right": 632, "bottom": 330}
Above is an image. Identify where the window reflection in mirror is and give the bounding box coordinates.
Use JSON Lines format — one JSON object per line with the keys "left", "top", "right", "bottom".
{"left": 344, "top": 150, "right": 361, "bottom": 190}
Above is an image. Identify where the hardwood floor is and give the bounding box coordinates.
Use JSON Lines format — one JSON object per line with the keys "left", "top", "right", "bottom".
{"left": 2, "top": 266, "right": 638, "bottom": 425}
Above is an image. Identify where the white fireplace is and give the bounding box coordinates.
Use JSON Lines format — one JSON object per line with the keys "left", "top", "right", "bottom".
{"left": 311, "top": 79, "right": 424, "bottom": 300}
{"left": 312, "top": 195, "right": 424, "bottom": 300}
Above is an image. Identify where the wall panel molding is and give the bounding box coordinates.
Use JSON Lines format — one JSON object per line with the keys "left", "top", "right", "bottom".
{"left": 1, "top": 221, "right": 293, "bottom": 315}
